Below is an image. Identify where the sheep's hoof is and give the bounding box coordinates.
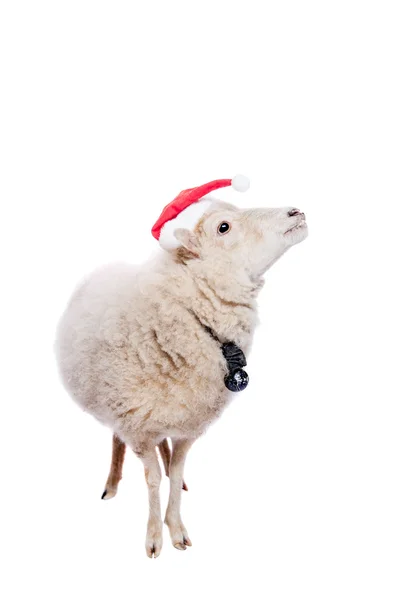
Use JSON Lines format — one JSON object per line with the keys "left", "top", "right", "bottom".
{"left": 173, "top": 542, "right": 187, "bottom": 551}
{"left": 101, "top": 487, "right": 117, "bottom": 500}
{"left": 167, "top": 520, "right": 192, "bottom": 550}
{"left": 146, "top": 524, "right": 163, "bottom": 558}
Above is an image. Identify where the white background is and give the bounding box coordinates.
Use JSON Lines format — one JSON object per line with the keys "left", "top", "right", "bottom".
{"left": 1, "top": 1, "right": 399, "bottom": 598}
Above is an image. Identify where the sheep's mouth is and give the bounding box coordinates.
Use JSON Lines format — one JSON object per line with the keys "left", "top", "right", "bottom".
{"left": 285, "top": 220, "right": 307, "bottom": 235}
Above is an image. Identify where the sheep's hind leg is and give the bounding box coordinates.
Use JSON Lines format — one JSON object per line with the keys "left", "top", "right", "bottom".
{"left": 158, "top": 438, "right": 171, "bottom": 475}
{"left": 101, "top": 434, "right": 126, "bottom": 500}
{"left": 136, "top": 446, "right": 163, "bottom": 558}
{"left": 158, "top": 438, "right": 188, "bottom": 491}
{"left": 165, "top": 439, "right": 193, "bottom": 550}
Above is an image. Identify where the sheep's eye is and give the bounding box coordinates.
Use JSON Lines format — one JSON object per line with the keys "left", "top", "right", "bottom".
{"left": 218, "top": 222, "right": 231, "bottom": 235}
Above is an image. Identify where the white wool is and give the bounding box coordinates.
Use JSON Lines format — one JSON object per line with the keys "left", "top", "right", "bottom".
{"left": 158, "top": 199, "right": 213, "bottom": 250}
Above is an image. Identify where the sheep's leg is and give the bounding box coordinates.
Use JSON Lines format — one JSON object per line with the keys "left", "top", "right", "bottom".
{"left": 165, "top": 439, "right": 193, "bottom": 550}
{"left": 158, "top": 438, "right": 171, "bottom": 476}
{"left": 137, "top": 446, "right": 163, "bottom": 558}
{"left": 101, "top": 433, "right": 126, "bottom": 500}
{"left": 158, "top": 438, "right": 188, "bottom": 491}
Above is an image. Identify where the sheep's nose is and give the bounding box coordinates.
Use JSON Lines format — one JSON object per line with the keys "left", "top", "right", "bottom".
{"left": 288, "top": 208, "right": 302, "bottom": 217}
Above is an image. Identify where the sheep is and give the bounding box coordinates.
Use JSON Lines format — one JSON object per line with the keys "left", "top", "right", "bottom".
{"left": 55, "top": 194, "right": 308, "bottom": 558}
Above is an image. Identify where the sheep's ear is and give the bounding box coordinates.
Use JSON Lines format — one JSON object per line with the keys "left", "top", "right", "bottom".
{"left": 174, "top": 228, "right": 200, "bottom": 257}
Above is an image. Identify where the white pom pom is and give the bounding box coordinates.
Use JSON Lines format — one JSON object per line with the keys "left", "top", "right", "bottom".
{"left": 231, "top": 174, "right": 250, "bottom": 192}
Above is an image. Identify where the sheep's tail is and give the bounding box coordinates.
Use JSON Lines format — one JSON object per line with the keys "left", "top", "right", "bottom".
{"left": 101, "top": 435, "right": 188, "bottom": 499}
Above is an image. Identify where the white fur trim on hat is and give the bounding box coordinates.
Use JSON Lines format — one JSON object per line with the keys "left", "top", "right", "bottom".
{"left": 158, "top": 199, "right": 213, "bottom": 250}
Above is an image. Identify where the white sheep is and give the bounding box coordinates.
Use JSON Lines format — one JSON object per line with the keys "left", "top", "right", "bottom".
{"left": 55, "top": 178, "right": 307, "bottom": 558}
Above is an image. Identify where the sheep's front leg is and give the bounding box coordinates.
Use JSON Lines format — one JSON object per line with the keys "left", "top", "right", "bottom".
{"left": 165, "top": 439, "right": 193, "bottom": 550}
{"left": 137, "top": 447, "right": 163, "bottom": 558}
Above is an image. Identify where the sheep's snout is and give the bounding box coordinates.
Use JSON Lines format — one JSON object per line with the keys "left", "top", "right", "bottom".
{"left": 283, "top": 208, "right": 308, "bottom": 240}
{"left": 287, "top": 208, "right": 305, "bottom": 219}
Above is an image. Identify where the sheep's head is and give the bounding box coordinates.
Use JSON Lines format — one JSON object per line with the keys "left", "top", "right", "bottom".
{"left": 173, "top": 200, "right": 308, "bottom": 280}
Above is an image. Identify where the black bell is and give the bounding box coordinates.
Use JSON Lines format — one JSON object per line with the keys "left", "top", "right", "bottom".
{"left": 224, "top": 368, "right": 249, "bottom": 392}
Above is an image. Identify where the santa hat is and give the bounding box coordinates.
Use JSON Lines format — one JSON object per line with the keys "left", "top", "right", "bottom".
{"left": 151, "top": 174, "right": 250, "bottom": 250}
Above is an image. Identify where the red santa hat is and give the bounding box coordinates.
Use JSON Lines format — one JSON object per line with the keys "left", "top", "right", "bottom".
{"left": 151, "top": 174, "right": 250, "bottom": 250}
